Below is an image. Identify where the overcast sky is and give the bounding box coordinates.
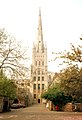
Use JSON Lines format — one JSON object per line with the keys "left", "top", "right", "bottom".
{"left": 0, "top": 0, "right": 82, "bottom": 72}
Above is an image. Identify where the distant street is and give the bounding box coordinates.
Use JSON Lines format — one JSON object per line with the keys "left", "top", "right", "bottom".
{"left": 0, "top": 104, "right": 82, "bottom": 120}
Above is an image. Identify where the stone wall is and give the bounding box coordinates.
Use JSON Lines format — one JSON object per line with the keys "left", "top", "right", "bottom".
{"left": 63, "top": 103, "right": 82, "bottom": 112}
{"left": 62, "top": 103, "right": 73, "bottom": 112}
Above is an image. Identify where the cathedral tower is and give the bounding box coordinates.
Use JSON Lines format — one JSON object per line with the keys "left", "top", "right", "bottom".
{"left": 31, "top": 8, "right": 48, "bottom": 104}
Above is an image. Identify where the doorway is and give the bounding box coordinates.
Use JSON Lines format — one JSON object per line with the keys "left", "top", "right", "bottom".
{"left": 38, "top": 99, "right": 40, "bottom": 103}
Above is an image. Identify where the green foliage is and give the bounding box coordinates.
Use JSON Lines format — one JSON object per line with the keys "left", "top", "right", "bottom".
{"left": 42, "top": 65, "right": 82, "bottom": 108}
{"left": 47, "top": 43, "right": 82, "bottom": 108}
{"left": 42, "top": 86, "right": 72, "bottom": 108}
{"left": 58, "top": 65, "right": 82, "bottom": 102}
{"left": 0, "top": 72, "right": 17, "bottom": 99}
{"left": 52, "top": 42, "right": 82, "bottom": 103}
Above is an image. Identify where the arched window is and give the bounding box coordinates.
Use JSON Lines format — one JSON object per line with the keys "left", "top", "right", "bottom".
{"left": 39, "top": 61, "right": 40, "bottom": 66}
{"left": 42, "top": 70, "right": 44, "bottom": 75}
{"left": 42, "top": 76, "right": 44, "bottom": 81}
{"left": 34, "top": 94, "right": 36, "bottom": 98}
{"left": 38, "top": 76, "right": 40, "bottom": 81}
{"left": 33, "top": 76, "right": 36, "bottom": 81}
{"left": 42, "top": 61, "right": 44, "bottom": 65}
{"left": 38, "top": 84, "right": 40, "bottom": 90}
{"left": 35, "top": 61, "right": 37, "bottom": 65}
{"left": 42, "top": 84, "right": 44, "bottom": 90}
{"left": 33, "top": 84, "right": 36, "bottom": 90}
{"left": 38, "top": 68, "right": 40, "bottom": 75}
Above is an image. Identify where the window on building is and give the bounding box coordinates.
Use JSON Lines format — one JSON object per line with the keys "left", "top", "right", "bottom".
{"left": 28, "top": 83, "right": 30, "bottom": 86}
{"left": 33, "top": 84, "right": 36, "bottom": 90}
{"left": 34, "top": 71, "right": 36, "bottom": 74}
{"left": 42, "top": 76, "right": 44, "bottom": 81}
{"left": 35, "top": 61, "right": 37, "bottom": 65}
{"left": 42, "top": 70, "right": 44, "bottom": 75}
{"left": 38, "top": 84, "right": 40, "bottom": 90}
{"left": 34, "top": 94, "right": 36, "bottom": 99}
{"left": 33, "top": 76, "right": 36, "bottom": 81}
{"left": 39, "top": 61, "right": 40, "bottom": 66}
{"left": 42, "top": 84, "right": 44, "bottom": 90}
{"left": 42, "top": 61, "right": 44, "bottom": 65}
{"left": 21, "top": 83, "right": 24, "bottom": 86}
{"left": 16, "top": 81, "right": 18, "bottom": 84}
{"left": 38, "top": 68, "right": 40, "bottom": 75}
{"left": 38, "top": 76, "right": 40, "bottom": 81}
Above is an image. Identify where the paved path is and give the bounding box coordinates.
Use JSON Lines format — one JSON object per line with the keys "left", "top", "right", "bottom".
{"left": 0, "top": 104, "right": 82, "bottom": 120}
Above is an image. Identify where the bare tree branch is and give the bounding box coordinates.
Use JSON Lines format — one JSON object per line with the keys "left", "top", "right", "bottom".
{"left": 0, "top": 28, "right": 29, "bottom": 79}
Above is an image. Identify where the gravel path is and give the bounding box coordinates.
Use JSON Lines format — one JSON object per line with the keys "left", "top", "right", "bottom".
{"left": 0, "top": 104, "right": 82, "bottom": 120}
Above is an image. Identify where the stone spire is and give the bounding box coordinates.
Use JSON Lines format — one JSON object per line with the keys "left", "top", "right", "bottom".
{"left": 36, "top": 7, "right": 44, "bottom": 52}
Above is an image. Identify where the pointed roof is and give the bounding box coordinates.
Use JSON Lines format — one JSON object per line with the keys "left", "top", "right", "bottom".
{"left": 39, "top": 7, "right": 41, "bottom": 15}
{"left": 38, "top": 7, "right": 42, "bottom": 36}
{"left": 36, "top": 8, "right": 44, "bottom": 52}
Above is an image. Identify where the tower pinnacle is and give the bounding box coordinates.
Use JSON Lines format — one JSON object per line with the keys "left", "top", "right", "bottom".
{"left": 37, "top": 8, "right": 44, "bottom": 52}
{"left": 38, "top": 7, "right": 42, "bottom": 33}
{"left": 39, "top": 7, "right": 41, "bottom": 16}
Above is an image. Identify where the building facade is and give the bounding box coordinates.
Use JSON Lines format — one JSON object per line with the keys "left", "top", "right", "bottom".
{"left": 30, "top": 8, "right": 48, "bottom": 104}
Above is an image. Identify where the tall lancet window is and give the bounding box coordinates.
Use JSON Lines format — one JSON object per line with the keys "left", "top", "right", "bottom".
{"left": 39, "top": 61, "right": 40, "bottom": 66}
{"left": 38, "top": 84, "right": 40, "bottom": 90}
{"left": 34, "top": 84, "right": 36, "bottom": 90}
{"left": 38, "top": 76, "right": 40, "bottom": 81}
{"left": 42, "top": 61, "right": 44, "bottom": 66}
{"left": 42, "top": 84, "right": 44, "bottom": 90}
{"left": 35, "top": 61, "right": 37, "bottom": 65}
{"left": 38, "top": 68, "right": 40, "bottom": 75}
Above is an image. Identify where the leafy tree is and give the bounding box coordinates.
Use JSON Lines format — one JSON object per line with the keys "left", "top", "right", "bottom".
{"left": 51, "top": 42, "right": 82, "bottom": 103}
{"left": 45, "top": 41, "right": 82, "bottom": 108}
{"left": 0, "top": 71, "right": 17, "bottom": 99}
{"left": 58, "top": 65, "right": 82, "bottom": 102}
{"left": 42, "top": 65, "right": 82, "bottom": 108}
{"left": 42, "top": 86, "right": 72, "bottom": 109}
{"left": 0, "top": 28, "right": 29, "bottom": 79}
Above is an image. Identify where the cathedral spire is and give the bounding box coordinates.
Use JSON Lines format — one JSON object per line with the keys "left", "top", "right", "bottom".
{"left": 39, "top": 7, "right": 41, "bottom": 16}
{"left": 36, "top": 7, "right": 44, "bottom": 52}
{"left": 38, "top": 7, "right": 42, "bottom": 30}
{"left": 38, "top": 7, "right": 43, "bottom": 39}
